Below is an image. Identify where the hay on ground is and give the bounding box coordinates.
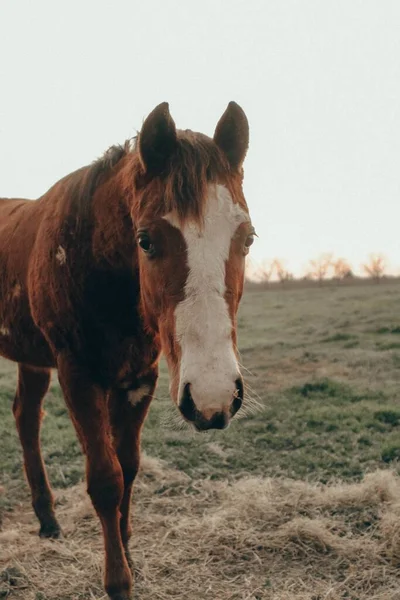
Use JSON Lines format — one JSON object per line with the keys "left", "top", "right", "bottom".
{"left": 1, "top": 457, "right": 400, "bottom": 599}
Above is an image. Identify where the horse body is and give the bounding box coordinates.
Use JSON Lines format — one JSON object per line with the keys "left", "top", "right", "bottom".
{"left": 0, "top": 102, "right": 253, "bottom": 599}
{"left": 0, "top": 197, "right": 55, "bottom": 366}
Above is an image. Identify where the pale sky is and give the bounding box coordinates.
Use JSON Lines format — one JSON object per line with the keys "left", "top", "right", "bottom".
{"left": 1, "top": 0, "right": 399, "bottom": 275}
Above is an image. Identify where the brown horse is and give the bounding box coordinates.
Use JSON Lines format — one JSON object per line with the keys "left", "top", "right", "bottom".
{"left": 0, "top": 102, "right": 254, "bottom": 599}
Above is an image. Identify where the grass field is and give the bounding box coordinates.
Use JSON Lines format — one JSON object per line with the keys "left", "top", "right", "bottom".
{"left": 1, "top": 281, "right": 400, "bottom": 599}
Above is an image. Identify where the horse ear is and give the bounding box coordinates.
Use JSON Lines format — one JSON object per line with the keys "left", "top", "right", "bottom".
{"left": 213, "top": 101, "right": 249, "bottom": 170}
{"left": 139, "top": 102, "right": 177, "bottom": 175}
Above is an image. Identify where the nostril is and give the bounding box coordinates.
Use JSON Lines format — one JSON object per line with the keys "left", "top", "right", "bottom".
{"left": 179, "top": 383, "right": 197, "bottom": 422}
{"left": 208, "top": 412, "right": 228, "bottom": 430}
{"left": 231, "top": 377, "right": 244, "bottom": 416}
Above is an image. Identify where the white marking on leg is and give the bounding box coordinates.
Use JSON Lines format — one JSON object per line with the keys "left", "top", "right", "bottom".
{"left": 164, "top": 184, "right": 248, "bottom": 414}
{"left": 0, "top": 325, "right": 10, "bottom": 336}
{"left": 128, "top": 385, "right": 151, "bottom": 407}
{"left": 56, "top": 246, "right": 67, "bottom": 265}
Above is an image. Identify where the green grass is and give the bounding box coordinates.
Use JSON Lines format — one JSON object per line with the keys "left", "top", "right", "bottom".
{"left": 1, "top": 281, "right": 400, "bottom": 509}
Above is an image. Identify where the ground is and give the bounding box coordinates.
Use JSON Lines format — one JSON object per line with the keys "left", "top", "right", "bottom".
{"left": 1, "top": 281, "right": 400, "bottom": 599}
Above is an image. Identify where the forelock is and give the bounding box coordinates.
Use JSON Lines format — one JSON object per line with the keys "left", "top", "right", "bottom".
{"left": 132, "top": 130, "right": 232, "bottom": 224}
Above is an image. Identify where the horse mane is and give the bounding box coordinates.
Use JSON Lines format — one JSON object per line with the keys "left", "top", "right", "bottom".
{"left": 89, "top": 142, "right": 131, "bottom": 191}
{"left": 63, "top": 130, "right": 230, "bottom": 229}
{"left": 62, "top": 142, "right": 130, "bottom": 229}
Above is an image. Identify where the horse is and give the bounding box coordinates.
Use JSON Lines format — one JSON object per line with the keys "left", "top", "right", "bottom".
{"left": 0, "top": 101, "right": 254, "bottom": 599}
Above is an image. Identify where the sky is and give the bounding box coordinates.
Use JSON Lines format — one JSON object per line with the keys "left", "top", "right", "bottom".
{"left": 1, "top": 0, "right": 399, "bottom": 276}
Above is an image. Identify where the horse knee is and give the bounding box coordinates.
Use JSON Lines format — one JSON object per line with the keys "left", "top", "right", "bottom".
{"left": 13, "top": 394, "right": 42, "bottom": 430}
{"left": 121, "top": 459, "right": 140, "bottom": 486}
{"left": 87, "top": 465, "right": 124, "bottom": 514}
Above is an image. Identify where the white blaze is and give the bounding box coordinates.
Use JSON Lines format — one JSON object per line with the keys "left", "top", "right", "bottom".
{"left": 164, "top": 184, "right": 247, "bottom": 414}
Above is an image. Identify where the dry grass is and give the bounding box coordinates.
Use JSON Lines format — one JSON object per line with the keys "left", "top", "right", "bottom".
{"left": 2, "top": 456, "right": 400, "bottom": 599}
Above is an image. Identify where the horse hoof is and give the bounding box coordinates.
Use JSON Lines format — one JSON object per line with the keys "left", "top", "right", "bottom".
{"left": 39, "top": 522, "right": 62, "bottom": 539}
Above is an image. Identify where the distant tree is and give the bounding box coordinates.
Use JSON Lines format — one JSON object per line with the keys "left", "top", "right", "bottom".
{"left": 257, "top": 260, "right": 275, "bottom": 284}
{"left": 362, "top": 254, "right": 386, "bottom": 283}
{"left": 272, "top": 259, "right": 293, "bottom": 284}
{"left": 332, "top": 258, "right": 353, "bottom": 280}
{"left": 307, "top": 253, "right": 333, "bottom": 284}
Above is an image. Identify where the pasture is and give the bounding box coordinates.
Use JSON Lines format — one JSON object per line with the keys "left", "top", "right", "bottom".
{"left": 1, "top": 281, "right": 400, "bottom": 599}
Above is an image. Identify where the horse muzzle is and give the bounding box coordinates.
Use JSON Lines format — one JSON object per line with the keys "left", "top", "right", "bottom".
{"left": 178, "top": 377, "right": 244, "bottom": 431}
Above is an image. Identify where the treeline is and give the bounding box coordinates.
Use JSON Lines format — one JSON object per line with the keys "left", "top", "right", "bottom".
{"left": 247, "top": 253, "right": 392, "bottom": 285}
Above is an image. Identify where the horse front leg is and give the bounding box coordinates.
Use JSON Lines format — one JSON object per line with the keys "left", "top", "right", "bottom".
{"left": 57, "top": 354, "right": 132, "bottom": 600}
{"left": 109, "top": 382, "right": 156, "bottom": 567}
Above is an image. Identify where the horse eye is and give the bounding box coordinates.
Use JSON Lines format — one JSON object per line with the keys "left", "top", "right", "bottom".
{"left": 245, "top": 234, "right": 254, "bottom": 249}
{"left": 137, "top": 233, "right": 155, "bottom": 255}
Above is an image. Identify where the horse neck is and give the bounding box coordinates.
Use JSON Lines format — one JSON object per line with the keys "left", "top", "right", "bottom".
{"left": 91, "top": 159, "right": 138, "bottom": 271}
